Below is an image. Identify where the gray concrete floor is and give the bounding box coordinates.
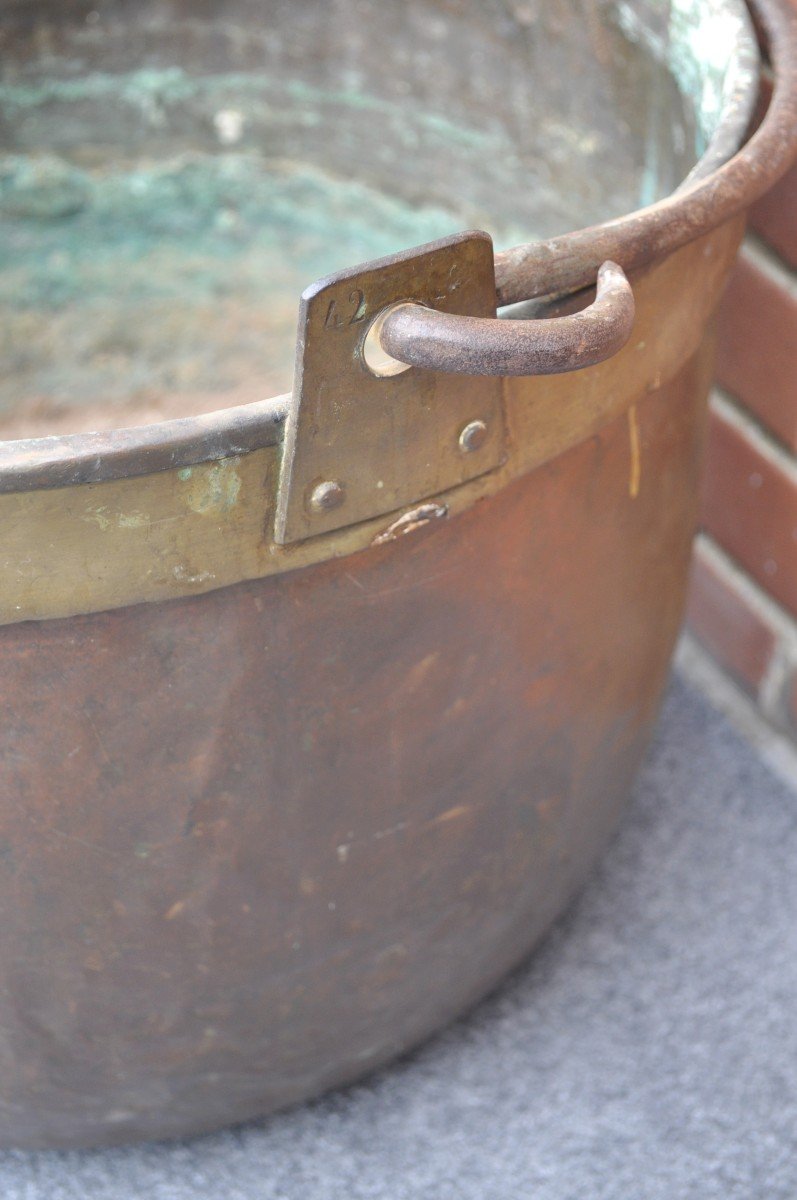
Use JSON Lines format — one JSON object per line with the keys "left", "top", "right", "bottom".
{"left": 2, "top": 664, "right": 796, "bottom": 1199}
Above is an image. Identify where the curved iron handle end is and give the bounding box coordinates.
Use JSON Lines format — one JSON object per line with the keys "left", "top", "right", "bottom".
{"left": 376, "top": 260, "right": 635, "bottom": 378}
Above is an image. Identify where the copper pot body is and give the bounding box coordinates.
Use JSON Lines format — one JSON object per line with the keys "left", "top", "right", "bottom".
{"left": 0, "top": 276, "right": 724, "bottom": 1147}
{"left": 1, "top": 0, "right": 794, "bottom": 1152}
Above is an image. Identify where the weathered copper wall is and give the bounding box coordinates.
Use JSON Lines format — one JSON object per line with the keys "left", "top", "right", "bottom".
{"left": 0, "top": 345, "right": 709, "bottom": 1147}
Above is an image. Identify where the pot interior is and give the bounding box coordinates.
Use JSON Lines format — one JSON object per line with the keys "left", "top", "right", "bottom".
{"left": 0, "top": 0, "right": 755, "bottom": 435}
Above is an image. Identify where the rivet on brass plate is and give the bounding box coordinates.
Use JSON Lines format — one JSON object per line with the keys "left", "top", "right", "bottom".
{"left": 459, "top": 419, "right": 489, "bottom": 454}
{"left": 275, "top": 231, "right": 507, "bottom": 545}
{"left": 308, "top": 480, "right": 346, "bottom": 513}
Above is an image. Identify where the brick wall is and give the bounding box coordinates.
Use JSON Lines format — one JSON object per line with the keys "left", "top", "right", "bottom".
{"left": 685, "top": 137, "right": 797, "bottom": 739}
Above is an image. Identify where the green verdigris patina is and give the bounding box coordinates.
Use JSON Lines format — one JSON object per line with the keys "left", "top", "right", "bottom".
{"left": 0, "top": 0, "right": 749, "bottom": 433}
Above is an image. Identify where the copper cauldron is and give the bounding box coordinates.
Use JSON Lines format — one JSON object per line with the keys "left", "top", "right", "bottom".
{"left": 0, "top": 0, "right": 796, "bottom": 1149}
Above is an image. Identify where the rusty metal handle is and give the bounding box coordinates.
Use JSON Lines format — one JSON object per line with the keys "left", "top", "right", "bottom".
{"left": 375, "top": 261, "right": 635, "bottom": 377}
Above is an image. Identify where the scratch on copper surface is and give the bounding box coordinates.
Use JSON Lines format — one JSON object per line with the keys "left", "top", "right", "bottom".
{"left": 373, "top": 821, "right": 408, "bottom": 841}
{"left": 401, "top": 651, "right": 440, "bottom": 694}
{"left": 85, "top": 709, "right": 112, "bottom": 765}
{"left": 46, "top": 825, "right": 122, "bottom": 860}
{"left": 332, "top": 805, "right": 477, "bottom": 868}
{"left": 430, "top": 804, "right": 472, "bottom": 825}
{"left": 628, "top": 403, "right": 641, "bottom": 498}
{"left": 366, "top": 566, "right": 460, "bottom": 601}
{"left": 343, "top": 572, "right": 367, "bottom": 593}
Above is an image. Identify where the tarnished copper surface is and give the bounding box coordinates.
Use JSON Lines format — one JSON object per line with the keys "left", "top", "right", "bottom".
{"left": 0, "top": 348, "right": 710, "bottom": 1148}
{"left": 0, "top": 0, "right": 794, "bottom": 1154}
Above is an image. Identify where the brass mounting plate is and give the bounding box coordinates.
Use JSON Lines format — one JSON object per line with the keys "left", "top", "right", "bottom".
{"left": 274, "top": 231, "right": 506, "bottom": 545}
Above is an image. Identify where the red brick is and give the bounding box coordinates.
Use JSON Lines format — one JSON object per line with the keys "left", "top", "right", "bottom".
{"left": 686, "top": 546, "right": 775, "bottom": 695}
{"left": 750, "top": 164, "right": 797, "bottom": 272}
{"left": 748, "top": 69, "right": 797, "bottom": 268}
{"left": 715, "top": 255, "right": 797, "bottom": 452}
{"left": 700, "top": 407, "right": 797, "bottom": 619}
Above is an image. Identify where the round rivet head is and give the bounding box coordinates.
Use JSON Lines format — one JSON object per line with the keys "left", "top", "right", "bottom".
{"left": 308, "top": 480, "right": 346, "bottom": 513}
{"left": 459, "top": 419, "right": 489, "bottom": 454}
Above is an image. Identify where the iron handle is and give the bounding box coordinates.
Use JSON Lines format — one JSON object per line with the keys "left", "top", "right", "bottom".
{"left": 374, "top": 261, "right": 635, "bottom": 377}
